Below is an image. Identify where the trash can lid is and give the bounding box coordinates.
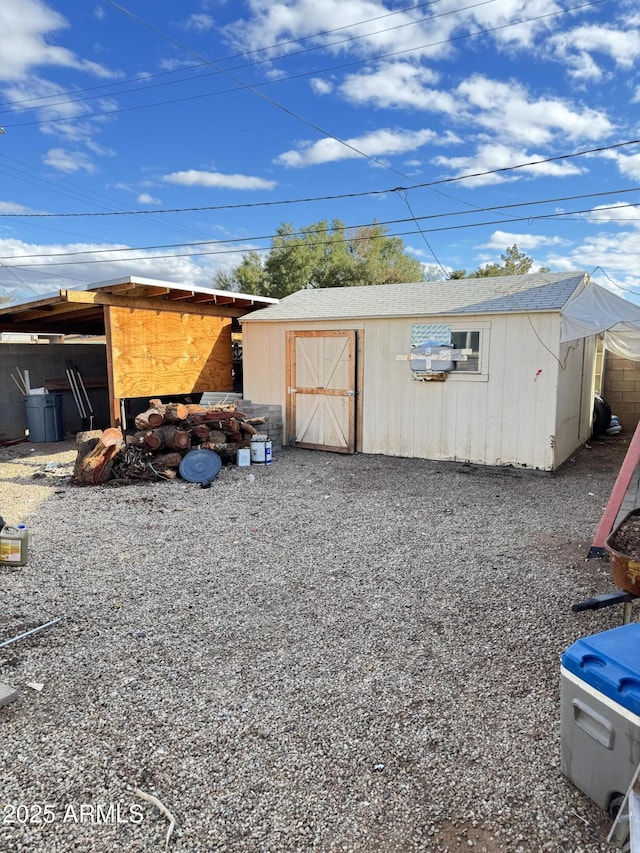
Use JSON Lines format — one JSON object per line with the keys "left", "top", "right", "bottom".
{"left": 561, "top": 623, "right": 640, "bottom": 715}
{"left": 178, "top": 449, "right": 222, "bottom": 483}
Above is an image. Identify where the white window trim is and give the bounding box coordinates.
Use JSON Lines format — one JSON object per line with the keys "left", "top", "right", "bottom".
{"left": 447, "top": 321, "right": 490, "bottom": 382}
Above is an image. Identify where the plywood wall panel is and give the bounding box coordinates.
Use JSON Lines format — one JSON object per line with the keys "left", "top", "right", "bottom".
{"left": 107, "top": 306, "right": 232, "bottom": 398}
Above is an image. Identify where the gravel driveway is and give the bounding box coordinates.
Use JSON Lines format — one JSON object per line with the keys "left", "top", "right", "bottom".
{"left": 0, "top": 437, "right": 632, "bottom": 852}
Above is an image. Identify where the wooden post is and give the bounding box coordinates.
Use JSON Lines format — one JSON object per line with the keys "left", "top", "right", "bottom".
{"left": 589, "top": 418, "right": 640, "bottom": 557}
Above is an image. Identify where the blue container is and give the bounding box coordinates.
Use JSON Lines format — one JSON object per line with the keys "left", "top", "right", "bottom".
{"left": 24, "top": 393, "right": 63, "bottom": 443}
{"left": 561, "top": 623, "right": 640, "bottom": 716}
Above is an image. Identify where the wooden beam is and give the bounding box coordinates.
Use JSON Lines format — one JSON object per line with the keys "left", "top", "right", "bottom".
{"left": 104, "top": 305, "right": 120, "bottom": 429}
{"left": 166, "top": 290, "right": 195, "bottom": 301}
{"left": 60, "top": 289, "right": 246, "bottom": 318}
{"left": 98, "top": 282, "right": 138, "bottom": 294}
{"left": 589, "top": 418, "right": 640, "bottom": 557}
{"left": 139, "top": 286, "right": 171, "bottom": 298}
{"left": 5, "top": 301, "right": 98, "bottom": 323}
{"left": 0, "top": 293, "right": 67, "bottom": 317}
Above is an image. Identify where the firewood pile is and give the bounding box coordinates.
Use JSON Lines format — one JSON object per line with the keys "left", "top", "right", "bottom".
{"left": 74, "top": 398, "right": 266, "bottom": 485}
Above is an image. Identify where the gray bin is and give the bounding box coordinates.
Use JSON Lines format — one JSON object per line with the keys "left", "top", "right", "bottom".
{"left": 560, "top": 666, "right": 640, "bottom": 812}
{"left": 24, "top": 393, "right": 63, "bottom": 442}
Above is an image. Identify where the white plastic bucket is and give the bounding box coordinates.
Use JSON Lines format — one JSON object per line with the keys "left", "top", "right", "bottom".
{"left": 250, "top": 435, "right": 272, "bottom": 463}
{"left": 236, "top": 448, "right": 251, "bottom": 467}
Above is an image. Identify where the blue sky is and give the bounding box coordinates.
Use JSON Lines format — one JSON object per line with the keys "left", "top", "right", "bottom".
{"left": 0, "top": 0, "right": 639, "bottom": 302}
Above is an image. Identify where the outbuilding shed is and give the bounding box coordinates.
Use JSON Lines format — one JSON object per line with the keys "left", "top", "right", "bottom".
{"left": 241, "top": 272, "right": 640, "bottom": 471}
{"left": 0, "top": 276, "right": 275, "bottom": 435}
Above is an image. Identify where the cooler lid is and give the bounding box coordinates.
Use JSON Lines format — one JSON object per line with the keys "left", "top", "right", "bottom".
{"left": 561, "top": 623, "right": 640, "bottom": 715}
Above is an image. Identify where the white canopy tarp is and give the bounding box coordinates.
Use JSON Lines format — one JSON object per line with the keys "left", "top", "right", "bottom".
{"left": 561, "top": 280, "right": 640, "bottom": 359}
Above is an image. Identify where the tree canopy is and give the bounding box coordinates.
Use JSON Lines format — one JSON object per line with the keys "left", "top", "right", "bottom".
{"left": 448, "top": 244, "right": 550, "bottom": 279}
{"left": 214, "top": 218, "right": 425, "bottom": 298}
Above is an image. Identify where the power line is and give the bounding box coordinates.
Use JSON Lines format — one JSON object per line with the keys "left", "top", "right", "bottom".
{"left": 3, "top": 186, "right": 638, "bottom": 259}
{"left": 1, "top": 140, "right": 639, "bottom": 219}
{"left": 0, "top": 0, "right": 487, "bottom": 116}
{"left": 2, "top": 0, "right": 608, "bottom": 131}
{"left": 0, "top": 0, "right": 453, "bottom": 112}
{"left": 102, "top": 0, "right": 456, "bottom": 277}
{"left": 4, "top": 199, "right": 640, "bottom": 269}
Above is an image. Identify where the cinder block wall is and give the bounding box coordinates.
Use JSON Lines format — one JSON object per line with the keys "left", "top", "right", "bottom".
{"left": 0, "top": 343, "right": 109, "bottom": 441}
{"left": 603, "top": 352, "right": 640, "bottom": 432}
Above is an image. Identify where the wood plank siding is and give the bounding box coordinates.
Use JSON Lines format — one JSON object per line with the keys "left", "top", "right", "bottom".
{"left": 242, "top": 312, "right": 596, "bottom": 470}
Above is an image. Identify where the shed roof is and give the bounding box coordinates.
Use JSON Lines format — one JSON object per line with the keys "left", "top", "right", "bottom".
{"left": 0, "top": 276, "right": 277, "bottom": 335}
{"left": 241, "top": 272, "right": 589, "bottom": 323}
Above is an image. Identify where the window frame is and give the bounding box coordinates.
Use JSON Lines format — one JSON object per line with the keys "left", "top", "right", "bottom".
{"left": 447, "top": 322, "right": 490, "bottom": 382}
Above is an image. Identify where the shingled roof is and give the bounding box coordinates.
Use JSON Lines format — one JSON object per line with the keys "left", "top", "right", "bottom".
{"left": 241, "top": 272, "right": 589, "bottom": 322}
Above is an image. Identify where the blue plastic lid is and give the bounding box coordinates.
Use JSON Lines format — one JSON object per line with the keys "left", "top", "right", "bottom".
{"left": 561, "top": 623, "right": 640, "bottom": 715}
{"left": 178, "top": 449, "right": 222, "bottom": 484}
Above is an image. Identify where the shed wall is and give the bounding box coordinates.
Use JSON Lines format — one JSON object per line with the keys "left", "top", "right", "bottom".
{"left": 243, "top": 311, "right": 568, "bottom": 469}
{"left": 360, "top": 312, "right": 560, "bottom": 468}
{"left": 554, "top": 336, "right": 596, "bottom": 466}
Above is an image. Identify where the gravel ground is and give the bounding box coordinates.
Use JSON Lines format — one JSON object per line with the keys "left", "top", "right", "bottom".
{"left": 0, "top": 436, "right": 633, "bottom": 852}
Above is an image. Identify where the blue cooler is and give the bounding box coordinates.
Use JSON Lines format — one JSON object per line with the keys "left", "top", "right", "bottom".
{"left": 561, "top": 624, "right": 640, "bottom": 813}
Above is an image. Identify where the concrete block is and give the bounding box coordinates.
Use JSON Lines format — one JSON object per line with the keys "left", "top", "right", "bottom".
{"left": 0, "top": 681, "right": 18, "bottom": 707}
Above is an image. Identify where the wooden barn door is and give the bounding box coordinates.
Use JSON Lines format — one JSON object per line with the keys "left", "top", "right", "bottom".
{"left": 286, "top": 330, "right": 357, "bottom": 453}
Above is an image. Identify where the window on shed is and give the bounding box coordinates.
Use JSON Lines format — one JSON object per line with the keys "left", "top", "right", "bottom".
{"left": 451, "top": 330, "right": 480, "bottom": 372}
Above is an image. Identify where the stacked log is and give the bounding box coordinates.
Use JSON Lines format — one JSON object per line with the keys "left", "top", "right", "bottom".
{"left": 74, "top": 428, "right": 125, "bottom": 485}
{"left": 74, "top": 399, "right": 267, "bottom": 484}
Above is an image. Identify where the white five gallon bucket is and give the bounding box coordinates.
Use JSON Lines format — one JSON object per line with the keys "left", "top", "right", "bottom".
{"left": 250, "top": 435, "right": 272, "bottom": 464}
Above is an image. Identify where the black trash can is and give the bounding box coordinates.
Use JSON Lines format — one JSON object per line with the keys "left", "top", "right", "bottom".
{"left": 24, "top": 393, "right": 64, "bottom": 442}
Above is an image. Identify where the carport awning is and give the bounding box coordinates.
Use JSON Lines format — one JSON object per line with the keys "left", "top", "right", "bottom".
{"left": 561, "top": 279, "right": 640, "bottom": 359}
{"left": 0, "top": 276, "right": 277, "bottom": 335}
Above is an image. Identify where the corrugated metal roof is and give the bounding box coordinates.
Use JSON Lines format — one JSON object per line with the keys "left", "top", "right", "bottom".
{"left": 241, "top": 272, "right": 589, "bottom": 322}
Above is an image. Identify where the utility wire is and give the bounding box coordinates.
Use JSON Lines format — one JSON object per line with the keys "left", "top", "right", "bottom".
{"left": 4, "top": 189, "right": 640, "bottom": 259}
{"left": 5, "top": 200, "right": 640, "bottom": 268}
{"left": 103, "top": 0, "right": 453, "bottom": 276}
{"left": 0, "top": 0, "right": 455, "bottom": 111}
{"left": 2, "top": 143, "right": 639, "bottom": 219}
{"left": 0, "top": 0, "right": 494, "bottom": 116}
{"left": 3, "top": 0, "right": 608, "bottom": 131}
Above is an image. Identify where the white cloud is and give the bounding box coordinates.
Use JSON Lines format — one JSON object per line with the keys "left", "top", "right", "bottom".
{"left": 137, "top": 193, "right": 161, "bottom": 205}
{"left": 0, "top": 201, "right": 40, "bottom": 215}
{"left": 43, "top": 147, "right": 95, "bottom": 173}
{"left": 163, "top": 169, "right": 276, "bottom": 190}
{"left": 338, "top": 67, "right": 612, "bottom": 147}
{"left": 277, "top": 127, "right": 449, "bottom": 167}
{"left": 548, "top": 25, "right": 640, "bottom": 80}
{"left": 2, "top": 78, "right": 96, "bottom": 122}
{"left": 94, "top": 6, "right": 105, "bottom": 21}
{"left": 223, "top": 0, "right": 456, "bottom": 61}
{"left": 545, "top": 230, "right": 640, "bottom": 287}
{"left": 0, "top": 236, "right": 263, "bottom": 292}
{"left": 310, "top": 78, "right": 333, "bottom": 95}
{"left": 433, "top": 143, "right": 584, "bottom": 187}
{"left": 606, "top": 152, "right": 640, "bottom": 182}
{"left": 585, "top": 203, "right": 640, "bottom": 228}
{"left": 0, "top": 0, "right": 118, "bottom": 81}
{"left": 483, "top": 231, "right": 566, "bottom": 250}
{"left": 340, "top": 62, "right": 450, "bottom": 111}
{"left": 185, "top": 13, "right": 215, "bottom": 32}
{"left": 455, "top": 76, "right": 613, "bottom": 145}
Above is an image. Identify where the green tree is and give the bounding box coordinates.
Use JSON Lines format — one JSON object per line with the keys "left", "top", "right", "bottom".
{"left": 215, "top": 218, "right": 424, "bottom": 298}
{"left": 214, "top": 251, "right": 267, "bottom": 295}
{"left": 449, "top": 244, "right": 550, "bottom": 279}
